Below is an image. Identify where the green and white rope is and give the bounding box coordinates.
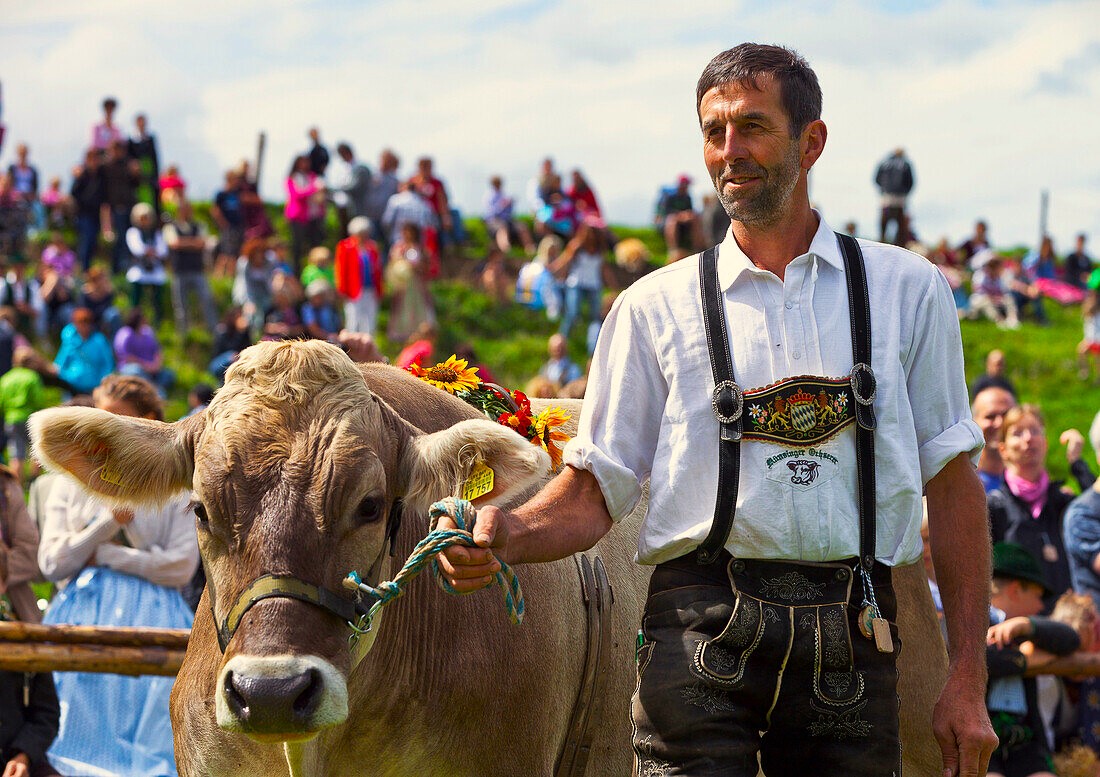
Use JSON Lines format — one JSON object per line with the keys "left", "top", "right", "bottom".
{"left": 343, "top": 497, "right": 524, "bottom": 639}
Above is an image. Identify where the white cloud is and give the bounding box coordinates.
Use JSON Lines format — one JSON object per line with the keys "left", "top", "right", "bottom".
{"left": 2, "top": 0, "right": 1098, "bottom": 250}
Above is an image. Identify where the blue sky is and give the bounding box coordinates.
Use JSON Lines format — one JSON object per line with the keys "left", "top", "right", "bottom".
{"left": 2, "top": 0, "right": 1098, "bottom": 250}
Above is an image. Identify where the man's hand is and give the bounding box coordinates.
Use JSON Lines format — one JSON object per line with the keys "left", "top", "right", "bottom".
{"left": 1019, "top": 641, "right": 1057, "bottom": 669}
{"left": 932, "top": 666, "right": 998, "bottom": 777}
{"left": 435, "top": 504, "right": 506, "bottom": 593}
{"left": 3, "top": 752, "right": 31, "bottom": 777}
{"left": 337, "top": 330, "right": 385, "bottom": 363}
{"left": 987, "top": 616, "right": 1032, "bottom": 648}
{"left": 1061, "top": 428, "right": 1085, "bottom": 464}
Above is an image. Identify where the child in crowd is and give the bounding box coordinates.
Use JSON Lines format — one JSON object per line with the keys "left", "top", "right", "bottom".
{"left": 0, "top": 347, "right": 45, "bottom": 483}
{"left": 301, "top": 279, "right": 342, "bottom": 341}
{"left": 987, "top": 542, "right": 1080, "bottom": 777}
{"left": 300, "top": 245, "right": 335, "bottom": 289}
{"left": 515, "top": 235, "right": 562, "bottom": 319}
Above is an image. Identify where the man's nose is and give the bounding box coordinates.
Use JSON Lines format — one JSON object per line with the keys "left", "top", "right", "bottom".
{"left": 721, "top": 125, "right": 748, "bottom": 162}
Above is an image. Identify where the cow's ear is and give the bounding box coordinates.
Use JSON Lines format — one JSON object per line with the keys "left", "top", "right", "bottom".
{"left": 30, "top": 407, "right": 203, "bottom": 504}
{"left": 400, "top": 419, "right": 550, "bottom": 512}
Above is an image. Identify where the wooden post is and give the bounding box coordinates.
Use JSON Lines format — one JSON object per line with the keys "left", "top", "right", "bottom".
{"left": 255, "top": 131, "right": 267, "bottom": 191}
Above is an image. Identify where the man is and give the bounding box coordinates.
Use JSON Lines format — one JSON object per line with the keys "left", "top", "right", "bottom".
{"left": 69, "top": 149, "right": 108, "bottom": 272}
{"left": 162, "top": 200, "right": 217, "bottom": 334}
{"left": 329, "top": 142, "right": 372, "bottom": 235}
{"left": 100, "top": 139, "right": 139, "bottom": 275}
{"left": 1064, "top": 233, "right": 1092, "bottom": 289}
{"left": 409, "top": 156, "right": 455, "bottom": 251}
{"left": 655, "top": 173, "right": 702, "bottom": 260}
{"left": 128, "top": 113, "right": 160, "bottom": 218}
{"left": 873, "top": 147, "right": 915, "bottom": 245}
{"left": 365, "top": 149, "right": 400, "bottom": 249}
{"left": 483, "top": 175, "right": 535, "bottom": 254}
{"left": 333, "top": 216, "right": 382, "bottom": 335}
{"left": 958, "top": 220, "right": 992, "bottom": 267}
{"left": 91, "top": 97, "right": 122, "bottom": 152}
{"left": 440, "top": 43, "right": 996, "bottom": 776}
{"left": 1064, "top": 410, "right": 1100, "bottom": 610}
{"left": 307, "top": 127, "right": 329, "bottom": 177}
{"left": 211, "top": 169, "right": 245, "bottom": 274}
{"left": 973, "top": 385, "right": 1017, "bottom": 493}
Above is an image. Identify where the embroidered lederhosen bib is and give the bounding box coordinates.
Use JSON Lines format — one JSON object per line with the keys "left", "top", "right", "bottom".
{"left": 742, "top": 375, "right": 854, "bottom": 448}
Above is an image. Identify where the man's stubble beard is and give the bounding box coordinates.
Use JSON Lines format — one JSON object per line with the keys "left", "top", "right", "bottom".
{"left": 714, "top": 139, "right": 802, "bottom": 228}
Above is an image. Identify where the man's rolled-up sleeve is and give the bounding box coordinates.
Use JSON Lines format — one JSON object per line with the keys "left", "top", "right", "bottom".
{"left": 905, "top": 268, "right": 984, "bottom": 484}
{"left": 563, "top": 291, "right": 667, "bottom": 522}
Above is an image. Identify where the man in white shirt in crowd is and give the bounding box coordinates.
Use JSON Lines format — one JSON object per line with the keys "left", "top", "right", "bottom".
{"left": 439, "top": 43, "right": 996, "bottom": 776}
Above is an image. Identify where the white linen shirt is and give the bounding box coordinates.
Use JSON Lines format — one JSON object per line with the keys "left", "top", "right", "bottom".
{"left": 563, "top": 215, "right": 983, "bottom": 567}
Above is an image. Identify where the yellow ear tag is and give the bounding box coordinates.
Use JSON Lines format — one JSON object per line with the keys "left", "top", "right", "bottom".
{"left": 99, "top": 459, "right": 124, "bottom": 487}
{"left": 461, "top": 462, "right": 495, "bottom": 502}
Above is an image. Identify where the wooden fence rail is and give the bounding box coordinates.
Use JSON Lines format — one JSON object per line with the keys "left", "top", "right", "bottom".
{"left": 0, "top": 622, "right": 190, "bottom": 676}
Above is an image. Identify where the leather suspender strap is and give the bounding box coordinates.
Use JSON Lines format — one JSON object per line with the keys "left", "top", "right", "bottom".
{"left": 694, "top": 236, "right": 879, "bottom": 574}
{"left": 696, "top": 245, "right": 743, "bottom": 565}
{"left": 836, "top": 233, "right": 878, "bottom": 576}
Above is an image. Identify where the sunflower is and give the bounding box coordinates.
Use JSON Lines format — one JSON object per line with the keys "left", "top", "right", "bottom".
{"left": 531, "top": 406, "right": 572, "bottom": 470}
{"left": 411, "top": 355, "right": 481, "bottom": 394}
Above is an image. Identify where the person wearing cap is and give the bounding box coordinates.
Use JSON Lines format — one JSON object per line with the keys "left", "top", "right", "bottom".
{"left": 986, "top": 541, "right": 1079, "bottom": 777}
{"left": 334, "top": 216, "right": 383, "bottom": 335}
{"left": 655, "top": 173, "right": 703, "bottom": 260}
{"left": 439, "top": 43, "right": 996, "bottom": 775}
{"left": 301, "top": 278, "right": 341, "bottom": 341}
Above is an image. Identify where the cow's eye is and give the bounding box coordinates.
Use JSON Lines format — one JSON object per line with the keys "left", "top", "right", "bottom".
{"left": 193, "top": 502, "right": 209, "bottom": 527}
{"left": 355, "top": 497, "right": 383, "bottom": 525}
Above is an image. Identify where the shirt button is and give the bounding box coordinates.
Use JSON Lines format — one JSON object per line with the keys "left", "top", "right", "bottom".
{"left": 785, "top": 302, "right": 793, "bottom": 310}
{"left": 792, "top": 351, "right": 801, "bottom": 359}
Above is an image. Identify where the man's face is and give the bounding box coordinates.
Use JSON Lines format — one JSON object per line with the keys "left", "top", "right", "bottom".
{"left": 1000, "top": 413, "right": 1049, "bottom": 474}
{"left": 699, "top": 77, "right": 805, "bottom": 227}
{"left": 972, "top": 388, "right": 1016, "bottom": 445}
{"left": 999, "top": 579, "right": 1045, "bottom": 619}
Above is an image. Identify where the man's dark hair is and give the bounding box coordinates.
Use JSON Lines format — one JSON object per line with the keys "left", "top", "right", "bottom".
{"left": 696, "top": 43, "right": 822, "bottom": 137}
{"left": 337, "top": 142, "right": 353, "bottom": 157}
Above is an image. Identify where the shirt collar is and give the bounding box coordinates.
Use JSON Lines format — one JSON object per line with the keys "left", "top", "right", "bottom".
{"left": 715, "top": 211, "right": 844, "bottom": 291}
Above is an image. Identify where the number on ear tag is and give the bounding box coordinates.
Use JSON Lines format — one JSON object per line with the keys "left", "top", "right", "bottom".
{"left": 99, "top": 460, "right": 124, "bottom": 487}
{"left": 461, "top": 462, "right": 495, "bottom": 502}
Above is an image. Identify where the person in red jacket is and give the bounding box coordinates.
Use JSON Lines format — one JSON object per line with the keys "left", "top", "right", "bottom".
{"left": 334, "top": 216, "right": 383, "bottom": 335}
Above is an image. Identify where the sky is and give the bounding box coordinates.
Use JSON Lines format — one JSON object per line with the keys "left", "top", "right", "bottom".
{"left": 2, "top": 0, "right": 1099, "bottom": 250}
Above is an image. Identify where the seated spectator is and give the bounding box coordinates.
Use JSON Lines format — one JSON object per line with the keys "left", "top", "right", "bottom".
{"left": 986, "top": 542, "right": 1079, "bottom": 777}
{"left": 1079, "top": 279, "right": 1100, "bottom": 382}
{"left": 1046, "top": 592, "right": 1100, "bottom": 756}
{"left": 515, "top": 235, "right": 562, "bottom": 319}
{"left": 968, "top": 253, "right": 1020, "bottom": 330}
{"left": 334, "top": 217, "right": 383, "bottom": 335}
{"left": 184, "top": 382, "right": 214, "bottom": 418}
{"left": 78, "top": 266, "right": 122, "bottom": 337}
{"left": 300, "top": 245, "right": 335, "bottom": 289}
{"left": 38, "top": 374, "right": 197, "bottom": 777}
{"left": 524, "top": 375, "right": 557, "bottom": 398}
{"left": 989, "top": 404, "right": 1076, "bottom": 612}
{"left": 478, "top": 245, "right": 512, "bottom": 303}
{"left": 156, "top": 163, "right": 186, "bottom": 214}
{"left": 540, "top": 333, "right": 582, "bottom": 388}
{"left": 926, "top": 237, "right": 969, "bottom": 314}
{"left": 39, "top": 176, "right": 70, "bottom": 230}
{"left": 0, "top": 459, "right": 61, "bottom": 777}
{"left": 124, "top": 202, "right": 168, "bottom": 326}
{"left": 655, "top": 175, "right": 702, "bottom": 261}
{"left": 453, "top": 343, "right": 496, "bottom": 385}
{"left": 261, "top": 288, "right": 304, "bottom": 341}
{"left": 208, "top": 306, "right": 253, "bottom": 384}
{"left": 534, "top": 177, "right": 576, "bottom": 241}
{"left": 51, "top": 307, "right": 113, "bottom": 396}
{"left": 114, "top": 308, "right": 175, "bottom": 396}
{"left": 612, "top": 237, "right": 653, "bottom": 289}
{"left": 483, "top": 175, "right": 534, "bottom": 255}
{"left": 566, "top": 169, "right": 601, "bottom": 220}
{"left": 394, "top": 322, "right": 436, "bottom": 370}
{"left": 38, "top": 233, "right": 77, "bottom": 338}
{"left": 0, "top": 347, "right": 45, "bottom": 484}
{"left": 560, "top": 377, "right": 587, "bottom": 399}
{"left": 0, "top": 259, "right": 40, "bottom": 341}
{"left": 232, "top": 238, "right": 275, "bottom": 335}
{"left": 301, "top": 279, "right": 342, "bottom": 341}
{"left": 1064, "top": 234, "right": 1093, "bottom": 290}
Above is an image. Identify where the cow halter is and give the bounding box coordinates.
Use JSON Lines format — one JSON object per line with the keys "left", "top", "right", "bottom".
{"left": 205, "top": 500, "right": 403, "bottom": 653}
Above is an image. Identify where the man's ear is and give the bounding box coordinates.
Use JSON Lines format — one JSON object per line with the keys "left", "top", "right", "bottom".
{"left": 30, "top": 407, "right": 204, "bottom": 504}
{"left": 399, "top": 419, "right": 550, "bottom": 515}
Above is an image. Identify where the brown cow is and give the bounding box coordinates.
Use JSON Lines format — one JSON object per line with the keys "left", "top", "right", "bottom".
{"left": 31, "top": 340, "right": 948, "bottom": 776}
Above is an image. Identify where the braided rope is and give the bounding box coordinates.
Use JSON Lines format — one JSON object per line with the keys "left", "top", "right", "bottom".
{"left": 343, "top": 497, "right": 524, "bottom": 639}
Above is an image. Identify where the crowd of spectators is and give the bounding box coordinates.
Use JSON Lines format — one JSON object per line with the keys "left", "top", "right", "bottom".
{"left": 0, "top": 94, "right": 1098, "bottom": 776}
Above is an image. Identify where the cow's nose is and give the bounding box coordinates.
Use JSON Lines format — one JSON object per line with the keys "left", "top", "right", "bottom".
{"left": 224, "top": 667, "right": 324, "bottom": 730}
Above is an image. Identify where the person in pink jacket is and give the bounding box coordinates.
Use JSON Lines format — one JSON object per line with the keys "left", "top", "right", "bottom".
{"left": 284, "top": 154, "right": 326, "bottom": 275}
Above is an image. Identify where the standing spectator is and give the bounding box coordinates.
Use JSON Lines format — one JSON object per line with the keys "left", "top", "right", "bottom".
{"left": 1064, "top": 234, "right": 1092, "bottom": 289}
{"left": 128, "top": 113, "right": 160, "bottom": 218}
{"left": 566, "top": 169, "right": 602, "bottom": 219}
{"left": 0, "top": 260, "right": 39, "bottom": 340}
{"left": 515, "top": 235, "right": 562, "bottom": 318}
{"left": 988, "top": 404, "right": 1076, "bottom": 611}
{"left": 90, "top": 97, "right": 123, "bottom": 152}
{"left": 284, "top": 155, "right": 326, "bottom": 275}
{"left": 329, "top": 142, "right": 372, "bottom": 235}
{"left": 381, "top": 181, "right": 437, "bottom": 249}
{"left": 483, "top": 175, "right": 535, "bottom": 254}
{"left": 385, "top": 222, "right": 435, "bottom": 344}
{"left": 307, "top": 127, "right": 329, "bottom": 177}
{"left": 232, "top": 238, "right": 276, "bottom": 334}
{"left": 211, "top": 169, "right": 245, "bottom": 276}
{"left": 364, "top": 149, "right": 400, "bottom": 248}
{"left": 540, "top": 333, "right": 582, "bottom": 388}
{"left": 873, "top": 147, "right": 915, "bottom": 245}
{"left": 334, "top": 217, "right": 383, "bottom": 335}
{"left": 0, "top": 174, "right": 28, "bottom": 262}
{"left": 552, "top": 221, "right": 610, "bottom": 341}
{"left": 526, "top": 157, "right": 556, "bottom": 216}
{"left": 655, "top": 174, "right": 701, "bottom": 260}
{"left": 39, "top": 176, "right": 69, "bottom": 229}
{"left": 78, "top": 266, "right": 121, "bottom": 337}
{"left": 0, "top": 347, "right": 44, "bottom": 484}
{"left": 409, "top": 157, "right": 454, "bottom": 253}
{"left": 926, "top": 237, "right": 969, "bottom": 313}
{"left": 156, "top": 163, "right": 186, "bottom": 217}
{"left": 101, "top": 139, "right": 139, "bottom": 274}
{"left": 0, "top": 310, "right": 15, "bottom": 381}
{"left": 261, "top": 288, "right": 305, "bottom": 341}
{"left": 237, "top": 160, "right": 273, "bottom": 241}
{"left": 113, "top": 308, "right": 174, "bottom": 396}
{"left": 69, "top": 148, "right": 107, "bottom": 272}
{"left": 38, "top": 374, "right": 197, "bottom": 777}
{"left": 51, "top": 307, "right": 113, "bottom": 397}
{"left": 1065, "top": 411, "right": 1100, "bottom": 610}
{"left": 700, "top": 193, "right": 731, "bottom": 246}
{"left": 163, "top": 200, "right": 216, "bottom": 333}
{"left": 124, "top": 202, "right": 168, "bottom": 326}
{"left": 6, "top": 143, "right": 39, "bottom": 234}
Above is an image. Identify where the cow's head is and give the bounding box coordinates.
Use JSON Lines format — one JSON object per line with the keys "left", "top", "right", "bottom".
{"left": 30, "top": 340, "right": 550, "bottom": 743}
